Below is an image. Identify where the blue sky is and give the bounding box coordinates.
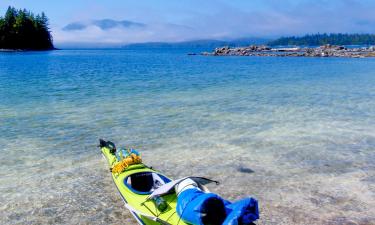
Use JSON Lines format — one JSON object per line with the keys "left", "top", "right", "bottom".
{"left": 1, "top": 0, "right": 375, "bottom": 45}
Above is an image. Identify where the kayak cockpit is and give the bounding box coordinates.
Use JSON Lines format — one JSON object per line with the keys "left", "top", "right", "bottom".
{"left": 124, "top": 171, "right": 171, "bottom": 195}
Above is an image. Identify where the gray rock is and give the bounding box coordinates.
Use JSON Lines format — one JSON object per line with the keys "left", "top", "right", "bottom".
{"left": 204, "top": 44, "right": 375, "bottom": 58}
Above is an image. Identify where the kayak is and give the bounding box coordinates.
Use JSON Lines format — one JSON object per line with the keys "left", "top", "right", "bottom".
{"left": 100, "top": 140, "right": 186, "bottom": 225}
{"left": 99, "top": 139, "right": 259, "bottom": 225}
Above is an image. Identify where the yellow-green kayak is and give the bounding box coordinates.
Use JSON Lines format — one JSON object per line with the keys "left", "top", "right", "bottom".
{"left": 100, "top": 140, "right": 188, "bottom": 225}
{"left": 100, "top": 139, "right": 259, "bottom": 225}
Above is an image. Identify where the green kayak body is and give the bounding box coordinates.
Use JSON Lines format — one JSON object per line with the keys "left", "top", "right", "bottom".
{"left": 101, "top": 144, "right": 188, "bottom": 225}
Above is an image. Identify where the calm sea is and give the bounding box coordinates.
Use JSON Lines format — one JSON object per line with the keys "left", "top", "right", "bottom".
{"left": 0, "top": 49, "right": 374, "bottom": 224}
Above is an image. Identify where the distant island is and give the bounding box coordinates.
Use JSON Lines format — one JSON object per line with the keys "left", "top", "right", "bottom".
{"left": 268, "top": 33, "right": 375, "bottom": 46}
{"left": 199, "top": 33, "right": 375, "bottom": 58}
{"left": 121, "top": 38, "right": 270, "bottom": 49}
{"left": 202, "top": 44, "right": 375, "bottom": 58}
{"left": 0, "top": 6, "right": 54, "bottom": 50}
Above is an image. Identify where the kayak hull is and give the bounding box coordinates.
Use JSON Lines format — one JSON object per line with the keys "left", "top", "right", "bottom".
{"left": 101, "top": 146, "right": 188, "bottom": 225}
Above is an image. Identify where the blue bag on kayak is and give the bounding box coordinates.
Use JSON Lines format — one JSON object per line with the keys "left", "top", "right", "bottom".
{"left": 223, "top": 197, "right": 259, "bottom": 225}
{"left": 176, "top": 188, "right": 259, "bottom": 225}
{"left": 177, "top": 189, "right": 227, "bottom": 225}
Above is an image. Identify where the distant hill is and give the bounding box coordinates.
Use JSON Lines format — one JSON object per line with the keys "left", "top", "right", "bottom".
{"left": 63, "top": 19, "right": 145, "bottom": 31}
{"left": 268, "top": 33, "right": 375, "bottom": 46}
{"left": 122, "top": 38, "right": 270, "bottom": 49}
{"left": 0, "top": 6, "right": 54, "bottom": 50}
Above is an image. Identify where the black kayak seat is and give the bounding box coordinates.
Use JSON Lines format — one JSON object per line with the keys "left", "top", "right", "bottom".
{"left": 124, "top": 172, "right": 171, "bottom": 194}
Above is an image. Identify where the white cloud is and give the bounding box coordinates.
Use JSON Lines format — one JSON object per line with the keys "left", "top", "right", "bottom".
{"left": 52, "top": 0, "right": 375, "bottom": 45}
{"left": 54, "top": 22, "right": 199, "bottom": 45}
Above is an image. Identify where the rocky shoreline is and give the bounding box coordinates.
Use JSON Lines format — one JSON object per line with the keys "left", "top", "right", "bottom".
{"left": 201, "top": 44, "right": 375, "bottom": 58}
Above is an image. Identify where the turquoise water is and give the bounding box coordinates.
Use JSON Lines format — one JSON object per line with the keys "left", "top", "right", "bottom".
{"left": 1, "top": 49, "right": 375, "bottom": 224}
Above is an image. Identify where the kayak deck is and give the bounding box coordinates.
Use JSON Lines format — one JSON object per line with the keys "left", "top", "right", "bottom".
{"left": 101, "top": 146, "right": 188, "bottom": 225}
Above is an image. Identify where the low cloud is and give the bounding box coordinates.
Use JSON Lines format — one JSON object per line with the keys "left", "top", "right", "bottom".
{"left": 62, "top": 22, "right": 87, "bottom": 31}
{"left": 54, "top": 21, "right": 195, "bottom": 45}
{"left": 53, "top": 0, "right": 375, "bottom": 45}
{"left": 62, "top": 19, "right": 145, "bottom": 31}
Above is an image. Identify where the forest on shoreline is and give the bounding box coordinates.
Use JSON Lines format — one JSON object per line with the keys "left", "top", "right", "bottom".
{"left": 268, "top": 33, "right": 375, "bottom": 46}
{"left": 0, "top": 6, "right": 54, "bottom": 50}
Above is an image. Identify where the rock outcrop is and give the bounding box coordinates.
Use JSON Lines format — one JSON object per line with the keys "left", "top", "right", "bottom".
{"left": 201, "top": 44, "right": 375, "bottom": 58}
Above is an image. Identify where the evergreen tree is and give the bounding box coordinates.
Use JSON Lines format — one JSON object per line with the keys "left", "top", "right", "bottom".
{"left": 268, "top": 33, "right": 375, "bottom": 46}
{"left": 0, "top": 6, "right": 54, "bottom": 50}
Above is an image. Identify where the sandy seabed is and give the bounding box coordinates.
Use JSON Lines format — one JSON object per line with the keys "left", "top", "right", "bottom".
{"left": 1, "top": 50, "right": 374, "bottom": 224}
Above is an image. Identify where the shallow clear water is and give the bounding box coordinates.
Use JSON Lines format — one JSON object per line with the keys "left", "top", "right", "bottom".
{"left": 0, "top": 49, "right": 374, "bottom": 225}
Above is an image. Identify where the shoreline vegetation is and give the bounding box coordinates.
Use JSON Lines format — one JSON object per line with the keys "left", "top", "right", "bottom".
{"left": 201, "top": 44, "right": 375, "bottom": 58}
{"left": 268, "top": 33, "right": 375, "bottom": 46}
{"left": 0, "top": 6, "right": 54, "bottom": 51}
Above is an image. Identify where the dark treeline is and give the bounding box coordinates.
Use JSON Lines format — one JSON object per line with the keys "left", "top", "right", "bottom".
{"left": 268, "top": 33, "right": 375, "bottom": 46}
{"left": 0, "top": 6, "right": 54, "bottom": 50}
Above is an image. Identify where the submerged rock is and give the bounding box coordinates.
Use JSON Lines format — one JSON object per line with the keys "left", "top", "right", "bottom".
{"left": 237, "top": 166, "right": 255, "bottom": 174}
